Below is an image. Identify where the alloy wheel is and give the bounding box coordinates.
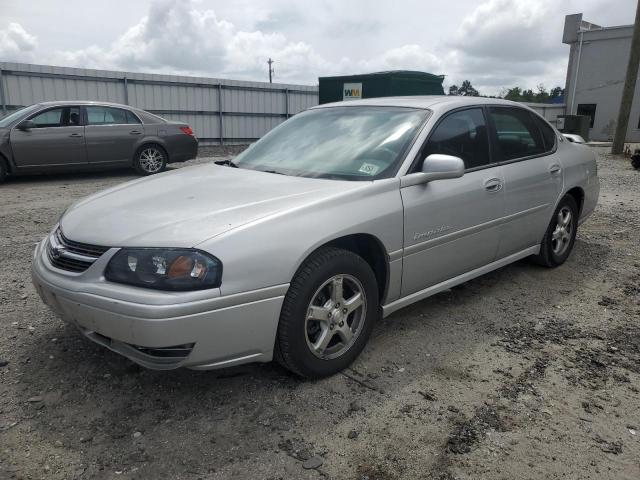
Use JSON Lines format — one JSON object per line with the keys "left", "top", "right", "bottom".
{"left": 304, "top": 274, "right": 367, "bottom": 360}
{"left": 551, "top": 206, "right": 573, "bottom": 255}
{"left": 139, "top": 148, "right": 164, "bottom": 173}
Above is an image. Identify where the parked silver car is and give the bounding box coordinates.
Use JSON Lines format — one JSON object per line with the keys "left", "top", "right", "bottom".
{"left": 0, "top": 101, "right": 198, "bottom": 181}
{"left": 32, "top": 96, "right": 599, "bottom": 378}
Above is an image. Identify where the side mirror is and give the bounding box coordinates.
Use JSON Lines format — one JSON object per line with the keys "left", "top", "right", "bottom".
{"left": 17, "top": 120, "right": 36, "bottom": 131}
{"left": 400, "top": 154, "right": 465, "bottom": 188}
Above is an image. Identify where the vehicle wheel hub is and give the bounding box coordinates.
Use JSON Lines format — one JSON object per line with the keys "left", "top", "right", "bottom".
{"left": 551, "top": 206, "right": 573, "bottom": 256}
{"left": 304, "top": 274, "right": 366, "bottom": 360}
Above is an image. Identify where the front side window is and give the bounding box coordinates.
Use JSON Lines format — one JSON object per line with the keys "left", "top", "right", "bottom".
{"left": 489, "top": 107, "right": 545, "bottom": 161}
{"left": 421, "top": 108, "right": 491, "bottom": 169}
{"left": 233, "top": 106, "right": 429, "bottom": 180}
{"left": 576, "top": 104, "right": 596, "bottom": 128}
{"left": 87, "top": 106, "right": 139, "bottom": 125}
{"left": 29, "top": 107, "right": 80, "bottom": 128}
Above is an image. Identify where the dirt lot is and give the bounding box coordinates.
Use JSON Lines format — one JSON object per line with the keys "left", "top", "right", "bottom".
{"left": 1, "top": 147, "right": 639, "bottom": 480}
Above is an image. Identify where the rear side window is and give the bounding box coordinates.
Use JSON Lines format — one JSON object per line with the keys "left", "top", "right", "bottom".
{"left": 532, "top": 114, "right": 556, "bottom": 152}
{"left": 422, "top": 108, "right": 491, "bottom": 169}
{"left": 87, "top": 106, "right": 140, "bottom": 125}
{"left": 489, "top": 107, "right": 545, "bottom": 161}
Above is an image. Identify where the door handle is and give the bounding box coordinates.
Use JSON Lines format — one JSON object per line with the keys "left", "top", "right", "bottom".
{"left": 68, "top": 133, "right": 83, "bottom": 138}
{"left": 484, "top": 178, "right": 503, "bottom": 193}
{"left": 129, "top": 130, "right": 142, "bottom": 135}
{"left": 549, "top": 164, "right": 562, "bottom": 175}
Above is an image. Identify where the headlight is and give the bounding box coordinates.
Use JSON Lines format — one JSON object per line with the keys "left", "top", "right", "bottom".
{"left": 105, "top": 248, "right": 222, "bottom": 291}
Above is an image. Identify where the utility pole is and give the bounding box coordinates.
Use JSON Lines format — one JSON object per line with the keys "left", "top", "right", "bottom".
{"left": 267, "top": 58, "right": 274, "bottom": 84}
{"left": 612, "top": 0, "right": 640, "bottom": 154}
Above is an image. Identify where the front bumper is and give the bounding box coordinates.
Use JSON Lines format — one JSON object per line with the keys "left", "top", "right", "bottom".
{"left": 31, "top": 238, "right": 286, "bottom": 370}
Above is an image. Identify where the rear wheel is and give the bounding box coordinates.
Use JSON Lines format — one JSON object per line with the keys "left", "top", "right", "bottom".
{"left": 134, "top": 145, "right": 166, "bottom": 175}
{"left": 532, "top": 195, "right": 578, "bottom": 267}
{"left": 275, "top": 247, "right": 379, "bottom": 378}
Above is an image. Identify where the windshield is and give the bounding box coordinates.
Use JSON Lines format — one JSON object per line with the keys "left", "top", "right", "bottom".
{"left": 0, "top": 105, "right": 40, "bottom": 127}
{"left": 234, "top": 106, "right": 428, "bottom": 180}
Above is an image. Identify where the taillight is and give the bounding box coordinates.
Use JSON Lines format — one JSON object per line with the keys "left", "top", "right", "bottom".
{"left": 180, "top": 126, "right": 194, "bottom": 136}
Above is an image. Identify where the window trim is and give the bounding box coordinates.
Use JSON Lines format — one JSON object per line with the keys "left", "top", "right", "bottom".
{"left": 408, "top": 106, "right": 497, "bottom": 174}
{"left": 25, "top": 105, "right": 83, "bottom": 129}
{"left": 83, "top": 105, "right": 142, "bottom": 126}
{"left": 485, "top": 105, "right": 557, "bottom": 167}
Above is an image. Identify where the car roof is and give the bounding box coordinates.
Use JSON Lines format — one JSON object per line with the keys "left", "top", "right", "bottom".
{"left": 36, "top": 100, "right": 133, "bottom": 108}
{"left": 312, "top": 95, "right": 529, "bottom": 113}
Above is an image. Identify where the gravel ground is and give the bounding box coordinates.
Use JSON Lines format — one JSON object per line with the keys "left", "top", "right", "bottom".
{"left": 0, "top": 147, "right": 639, "bottom": 480}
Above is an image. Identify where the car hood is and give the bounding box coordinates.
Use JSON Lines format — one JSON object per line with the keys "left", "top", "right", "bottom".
{"left": 61, "top": 164, "right": 364, "bottom": 247}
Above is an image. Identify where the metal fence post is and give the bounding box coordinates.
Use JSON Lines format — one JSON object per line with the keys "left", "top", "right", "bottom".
{"left": 285, "top": 88, "right": 290, "bottom": 118}
{"left": 123, "top": 76, "right": 129, "bottom": 105}
{"left": 0, "top": 69, "right": 6, "bottom": 114}
{"left": 218, "top": 83, "right": 224, "bottom": 145}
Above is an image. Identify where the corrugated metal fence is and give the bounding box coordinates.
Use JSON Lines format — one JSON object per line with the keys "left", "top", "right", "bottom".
{"left": 0, "top": 63, "right": 567, "bottom": 142}
{"left": 0, "top": 62, "right": 319, "bottom": 145}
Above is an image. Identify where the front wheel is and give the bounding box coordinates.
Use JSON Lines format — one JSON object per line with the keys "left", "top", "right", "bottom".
{"left": 275, "top": 247, "right": 379, "bottom": 378}
{"left": 532, "top": 195, "right": 578, "bottom": 267}
{"left": 133, "top": 145, "right": 167, "bottom": 175}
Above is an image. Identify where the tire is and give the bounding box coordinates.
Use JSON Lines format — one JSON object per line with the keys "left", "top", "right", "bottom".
{"left": 532, "top": 195, "right": 579, "bottom": 267}
{"left": 0, "top": 159, "right": 7, "bottom": 183}
{"left": 133, "top": 145, "right": 167, "bottom": 176}
{"left": 275, "top": 247, "right": 379, "bottom": 379}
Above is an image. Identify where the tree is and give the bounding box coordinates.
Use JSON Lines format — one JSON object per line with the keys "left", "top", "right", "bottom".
{"left": 503, "top": 87, "right": 522, "bottom": 101}
{"left": 534, "top": 84, "right": 549, "bottom": 103}
{"left": 448, "top": 85, "right": 459, "bottom": 96}
{"left": 458, "top": 80, "right": 480, "bottom": 97}
{"left": 501, "top": 85, "right": 564, "bottom": 103}
{"left": 549, "top": 86, "right": 564, "bottom": 100}
{"left": 521, "top": 89, "right": 535, "bottom": 102}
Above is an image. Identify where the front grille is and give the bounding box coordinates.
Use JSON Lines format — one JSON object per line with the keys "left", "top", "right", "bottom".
{"left": 46, "top": 227, "right": 110, "bottom": 273}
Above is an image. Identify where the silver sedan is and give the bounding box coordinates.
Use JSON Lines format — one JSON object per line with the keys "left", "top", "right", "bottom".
{"left": 32, "top": 96, "right": 599, "bottom": 378}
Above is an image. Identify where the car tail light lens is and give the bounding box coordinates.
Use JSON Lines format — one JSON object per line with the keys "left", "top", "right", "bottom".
{"left": 180, "top": 126, "right": 194, "bottom": 136}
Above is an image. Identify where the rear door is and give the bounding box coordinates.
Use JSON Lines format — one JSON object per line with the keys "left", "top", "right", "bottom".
{"left": 488, "top": 107, "right": 563, "bottom": 258}
{"left": 10, "top": 106, "right": 86, "bottom": 167}
{"left": 400, "top": 107, "right": 505, "bottom": 296}
{"left": 84, "top": 106, "right": 143, "bottom": 164}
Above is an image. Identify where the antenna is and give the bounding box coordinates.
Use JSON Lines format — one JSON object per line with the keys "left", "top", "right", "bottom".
{"left": 267, "top": 58, "right": 274, "bottom": 83}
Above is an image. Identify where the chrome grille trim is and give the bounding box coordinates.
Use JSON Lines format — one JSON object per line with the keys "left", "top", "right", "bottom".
{"left": 46, "top": 227, "right": 110, "bottom": 273}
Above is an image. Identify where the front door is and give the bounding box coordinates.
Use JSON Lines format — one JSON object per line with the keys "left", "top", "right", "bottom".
{"left": 10, "top": 106, "right": 86, "bottom": 168}
{"left": 84, "top": 105, "right": 143, "bottom": 164}
{"left": 401, "top": 107, "right": 505, "bottom": 297}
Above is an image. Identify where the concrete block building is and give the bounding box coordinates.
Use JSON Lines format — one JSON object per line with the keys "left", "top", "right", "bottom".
{"left": 563, "top": 13, "right": 639, "bottom": 142}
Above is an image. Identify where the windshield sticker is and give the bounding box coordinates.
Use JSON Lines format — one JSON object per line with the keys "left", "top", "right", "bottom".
{"left": 358, "top": 163, "right": 380, "bottom": 175}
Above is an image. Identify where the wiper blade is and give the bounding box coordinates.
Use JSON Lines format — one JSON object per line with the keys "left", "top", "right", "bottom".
{"left": 214, "top": 159, "right": 239, "bottom": 168}
{"left": 262, "top": 170, "right": 286, "bottom": 175}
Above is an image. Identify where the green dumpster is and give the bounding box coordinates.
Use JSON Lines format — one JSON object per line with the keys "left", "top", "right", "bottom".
{"left": 318, "top": 70, "right": 445, "bottom": 104}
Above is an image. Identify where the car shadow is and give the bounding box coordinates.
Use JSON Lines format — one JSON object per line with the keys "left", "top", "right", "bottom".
{"left": 4, "top": 168, "right": 137, "bottom": 185}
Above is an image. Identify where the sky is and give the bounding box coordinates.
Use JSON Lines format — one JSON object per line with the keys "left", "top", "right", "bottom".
{"left": 0, "top": 0, "right": 637, "bottom": 95}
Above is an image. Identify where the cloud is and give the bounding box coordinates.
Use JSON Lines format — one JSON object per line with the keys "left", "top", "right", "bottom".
{"left": 51, "top": 0, "right": 330, "bottom": 83}
{"left": 0, "top": 0, "right": 576, "bottom": 93}
{"left": 447, "top": 0, "right": 567, "bottom": 92}
{"left": 0, "top": 23, "right": 37, "bottom": 61}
